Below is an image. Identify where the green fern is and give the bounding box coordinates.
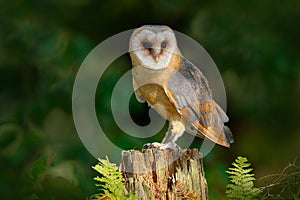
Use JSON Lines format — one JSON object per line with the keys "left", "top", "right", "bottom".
{"left": 226, "top": 156, "right": 262, "bottom": 200}
{"left": 90, "top": 157, "right": 135, "bottom": 200}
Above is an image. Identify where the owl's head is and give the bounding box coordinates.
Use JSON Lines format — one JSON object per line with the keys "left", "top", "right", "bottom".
{"left": 129, "top": 25, "right": 180, "bottom": 70}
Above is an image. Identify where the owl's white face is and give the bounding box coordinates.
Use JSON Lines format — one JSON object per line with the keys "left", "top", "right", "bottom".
{"left": 129, "top": 25, "right": 179, "bottom": 70}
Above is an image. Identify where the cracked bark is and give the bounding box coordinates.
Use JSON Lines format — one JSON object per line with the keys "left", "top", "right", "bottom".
{"left": 119, "top": 148, "right": 208, "bottom": 200}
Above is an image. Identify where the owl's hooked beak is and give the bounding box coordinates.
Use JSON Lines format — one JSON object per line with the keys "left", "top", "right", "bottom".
{"left": 150, "top": 48, "right": 161, "bottom": 62}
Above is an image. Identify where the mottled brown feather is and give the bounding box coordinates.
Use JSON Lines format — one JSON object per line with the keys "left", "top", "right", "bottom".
{"left": 163, "top": 57, "right": 232, "bottom": 147}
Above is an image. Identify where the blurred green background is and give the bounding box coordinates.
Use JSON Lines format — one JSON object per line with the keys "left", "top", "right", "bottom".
{"left": 0, "top": 0, "right": 299, "bottom": 199}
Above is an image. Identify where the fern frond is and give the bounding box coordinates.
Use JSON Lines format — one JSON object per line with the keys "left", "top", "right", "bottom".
{"left": 226, "top": 156, "right": 262, "bottom": 200}
{"left": 90, "top": 156, "right": 136, "bottom": 200}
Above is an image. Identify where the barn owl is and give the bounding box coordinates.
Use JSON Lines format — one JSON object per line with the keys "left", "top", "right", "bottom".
{"left": 129, "top": 25, "right": 233, "bottom": 149}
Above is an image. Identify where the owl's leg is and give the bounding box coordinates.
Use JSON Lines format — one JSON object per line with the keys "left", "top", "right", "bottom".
{"left": 143, "top": 120, "right": 185, "bottom": 152}
{"left": 157, "top": 120, "right": 184, "bottom": 153}
{"left": 162, "top": 120, "right": 185, "bottom": 144}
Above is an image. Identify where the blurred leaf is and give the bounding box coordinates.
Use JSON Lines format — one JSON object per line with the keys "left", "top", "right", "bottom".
{"left": 0, "top": 124, "right": 23, "bottom": 157}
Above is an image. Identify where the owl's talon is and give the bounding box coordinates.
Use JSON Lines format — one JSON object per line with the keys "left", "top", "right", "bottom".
{"left": 143, "top": 142, "right": 162, "bottom": 149}
{"left": 143, "top": 142, "right": 182, "bottom": 157}
{"left": 151, "top": 142, "right": 183, "bottom": 157}
{"left": 157, "top": 142, "right": 182, "bottom": 152}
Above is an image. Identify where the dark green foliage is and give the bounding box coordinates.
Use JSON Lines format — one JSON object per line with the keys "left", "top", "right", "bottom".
{"left": 226, "top": 156, "right": 261, "bottom": 200}
{"left": 23, "top": 153, "right": 82, "bottom": 200}
{"left": 90, "top": 157, "right": 135, "bottom": 200}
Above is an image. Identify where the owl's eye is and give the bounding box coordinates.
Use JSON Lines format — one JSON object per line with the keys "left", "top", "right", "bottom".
{"left": 142, "top": 41, "right": 151, "bottom": 49}
{"left": 161, "top": 42, "right": 167, "bottom": 49}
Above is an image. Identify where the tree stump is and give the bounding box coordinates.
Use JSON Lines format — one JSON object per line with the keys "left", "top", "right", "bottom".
{"left": 119, "top": 148, "right": 208, "bottom": 200}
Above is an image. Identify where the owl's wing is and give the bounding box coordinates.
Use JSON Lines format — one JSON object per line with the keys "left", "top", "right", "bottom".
{"left": 164, "top": 58, "right": 233, "bottom": 147}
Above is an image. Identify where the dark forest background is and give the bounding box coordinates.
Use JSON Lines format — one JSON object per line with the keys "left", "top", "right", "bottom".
{"left": 0, "top": 0, "right": 299, "bottom": 199}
